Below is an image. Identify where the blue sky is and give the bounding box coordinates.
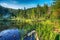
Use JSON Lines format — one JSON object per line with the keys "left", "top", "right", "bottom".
{"left": 0, "top": 0, "right": 53, "bottom": 9}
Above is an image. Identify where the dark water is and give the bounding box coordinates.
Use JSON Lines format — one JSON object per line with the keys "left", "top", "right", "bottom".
{"left": 0, "top": 29, "right": 35, "bottom": 40}
{"left": 24, "top": 35, "right": 35, "bottom": 40}
{"left": 0, "top": 29, "right": 20, "bottom": 40}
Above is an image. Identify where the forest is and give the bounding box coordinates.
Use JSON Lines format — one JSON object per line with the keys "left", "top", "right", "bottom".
{"left": 0, "top": 0, "right": 60, "bottom": 40}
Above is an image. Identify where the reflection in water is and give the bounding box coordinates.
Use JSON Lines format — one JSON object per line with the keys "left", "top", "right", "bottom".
{"left": 0, "top": 29, "right": 35, "bottom": 40}
{"left": 0, "top": 29, "right": 20, "bottom": 40}
{"left": 24, "top": 34, "right": 35, "bottom": 40}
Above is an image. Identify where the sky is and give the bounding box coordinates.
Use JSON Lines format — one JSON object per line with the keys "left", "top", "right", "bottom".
{"left": 0, "top": 0, "right": 53, "bottom": 9}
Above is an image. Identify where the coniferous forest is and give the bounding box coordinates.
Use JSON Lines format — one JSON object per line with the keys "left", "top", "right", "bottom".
{"left": 0, "top": 0, "right": 60, "bottom": 40}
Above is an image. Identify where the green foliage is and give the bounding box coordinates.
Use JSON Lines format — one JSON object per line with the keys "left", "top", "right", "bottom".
{"left": 0, "top": 1, "right": 60, "bottom": 40}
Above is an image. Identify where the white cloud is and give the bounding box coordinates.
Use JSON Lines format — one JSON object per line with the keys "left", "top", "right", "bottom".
{"left": 0, "top": 3, "right": 8, "bottom": 7}
{"left": 0, "top": 2, "right": 22, "bottom": 9}
{"left": 0, "top": 2, "right": 38, "bottom": 9}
